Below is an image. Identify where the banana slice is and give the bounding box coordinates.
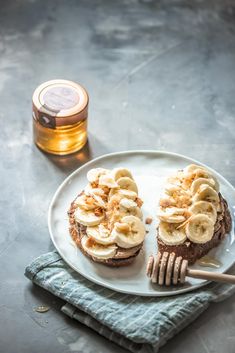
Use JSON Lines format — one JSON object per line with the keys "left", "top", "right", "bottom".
{"left": 111, "top": 215, "right": 145, "bottom": 249}
{"left": 186, "top": 167, "right": 219, "bottom": 191}
{"left": 120, "top": 207, "right": 143, "bottom": 220}
{"left": 99, "top": 174, "right": 118, "bottom": 188}
{"left": 158, "top": 221, "right": 187, "bottom": 245}
{"left": 112, "top": 168, "right": 133, "bottom": 181}
{"left": 193, "top": 169, "right": 219, "bottom": 190}
{"left": 86, "top": 224, "right": 116, "bottom": 245}
{"left": 108, "top": 194, "right": 123, "bottom": 209}
{"left": 119, "top": 198, "right": 143, "bottom": 218}
{"left": 74, "top": 195, "right": 95, "bottom": 210}
{"left": 117, "top": 177, "right": 138, "bottom": 193}
{"left": 87, "top": 168, "right": 109, "bottom": 183}
{"left": 91, "top": 194, "right": 106, "bottom": 208}
{"left": 81, "top": 235, "right": 117, "bottom": 259}
{"left": 189, "top": 201, "right": 217, "bottom": 223}
{"left": 119, "top": 198, "right": 137, "bottom": 209}
{"left": 193, "top": 184, "right": 219, "bottom": 206}
{"left": 108, "top": 195, "right": 142, "bottom": 218}
{"left": 75, "top": 193, "right": 106, "bottom": 210}
{"left": 184, "top": 164, "right": 207, "bottom": 173}
{"left": 191, "top": 178, "right": 218, "bottom": 194}
{"left": 109, "top": 188, "right": 138, "bottom": 200}
{"left": 74, "top": 207, "right": 104, "bottom": 226}
{"left": 157, "top": 207, "right": 186, "bottom": 223}
{"left": 84, "top": 185, "right": 105, "bottom": 197}
{"left": 186, "top": 214, "right": 214, "bottom": 243}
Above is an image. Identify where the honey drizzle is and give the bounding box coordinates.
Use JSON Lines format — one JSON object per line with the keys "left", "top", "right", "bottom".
{"left": 196, "top": 255, "right": 222, "bottom": 269}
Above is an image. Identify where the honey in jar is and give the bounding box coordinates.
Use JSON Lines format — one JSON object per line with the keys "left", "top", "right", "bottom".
{"left": 32, "top": 79, "right": 89, "bottom": 155}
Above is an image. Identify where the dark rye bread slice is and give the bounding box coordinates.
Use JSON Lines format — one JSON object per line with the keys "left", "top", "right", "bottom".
{"left": 68, "top": 201, "right": 143, "bottom": 267}
{"left": 157, "top": 194, "right": 232, "bottom": 265}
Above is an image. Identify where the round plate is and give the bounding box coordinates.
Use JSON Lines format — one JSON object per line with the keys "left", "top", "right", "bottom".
{"left": 48, "top": 150, "right": 235, "bottom": 296}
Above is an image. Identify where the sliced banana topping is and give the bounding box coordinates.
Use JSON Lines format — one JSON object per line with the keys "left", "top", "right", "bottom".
{"left": 86, "top": 224, "right": 116, "bottom": 245}
{"left": 191, "top": 178, "right": 218, "bottom": 194}
{"left": 91, "top": 194, "right": 106, "bottom": 208}
{"left": 186, "top": 214, "right": 214, "bottom": 244}
{"left": 117, "top": 177, "right": 138, "bottom": 193}
{"left": 75, "top": 194, "right": 105, "bottom": 210}
{"left": 87, "top": 168, "right": 109, "bottom": 183}
{"left": 112, "top": 168, "right": 133, "bottom": 181}
{"left": 158, "top": 164, "right": 221, "bottom": 246}
{"left": 119, "top": 198, "right": 137, "bottom": 210}
{"left": 108, "top": 194, "right": 123, "bottom": 209}
{"left": 74, "top": 166, "right": 145, "bottom": 254}
{"left": 157, "top": 207, "right": 186, "bottom": 223}
{"left": 182, "top": 168, "right": 210, "bottom": 189}
{"left": 74, "top": 194, "right": 96, "bottom": 210}
{"left": 184, "top": 164, "right": 207, "bottom": 173}
{"left": 111, "top": 215, "right": 145, "bottom": 249}
{"left": 189, "top": 201, "right": 217, "bottom": 223}
{"left": 193, "top": 169, "right": 219, "bottom": 191}
{"left": 99, "top": 174, "right": 118, "bottom": 188}
{"left": 193, "top": 184, "right": 219, "bottom": 206}
{"left": 84, "top": 185, "right": 105, "bottom": 197}
{"left": 74, "top": 207, "right": 104, "bottom": 226}
{"left": 183, "top": 167, "right": 219, "bottom": 191}
{"left": 158, "top": 221, "right": 187, "bottom": 245}
{"left": 81, "top": 236, "right": 117, "bottom": 259}
{"left": 119, "top": 207, "right": 143, "bottom": 220}
{"left": 118, "top": 198, "right": 143, "bottom": 219}
{"left": 109, "top": 188, "right": 138, "bottom": 200}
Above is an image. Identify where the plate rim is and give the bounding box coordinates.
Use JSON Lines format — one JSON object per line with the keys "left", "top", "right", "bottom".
{"left": 48, "top": 149, "right": 235, "bottom": 296}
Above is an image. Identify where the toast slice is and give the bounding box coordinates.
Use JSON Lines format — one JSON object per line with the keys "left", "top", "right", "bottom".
{"left": 68, "top": 201, "right": 142, "bottom": 267}
{"left": 156, "top": 164, "right": 232, "bottom": 264}
{"left": 157, "top": 194, "right": 232, "bottom": 264}
{"left": 68, "top": 167, "right": 146, "bottom": 267}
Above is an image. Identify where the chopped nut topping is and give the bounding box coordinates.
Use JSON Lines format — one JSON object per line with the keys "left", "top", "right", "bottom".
{"left": 87, "top": 237, "right": 97, "bottom": 247}
{"left": 101, "top": 186, "right": 110, "bottom": 194}
{"left": 94, "top": 207, "right": 103, "bottom": 216}
{"left": 136, "top": 198, "right": 143, "bottom": 208}
{"left": 86, "top": 196, "right": 95, "bottom": 205}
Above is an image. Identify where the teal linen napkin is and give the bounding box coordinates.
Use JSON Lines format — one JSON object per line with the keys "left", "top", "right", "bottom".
{"left": 25, "top": 251, "right": 235, "bottom": 353}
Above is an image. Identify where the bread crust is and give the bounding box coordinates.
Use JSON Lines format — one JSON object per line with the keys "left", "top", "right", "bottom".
{"left": 157, "top": 194, "right": 232, "bottom": 264}
{"left": 68, "top": 202, "right": 142, "bottom": 267}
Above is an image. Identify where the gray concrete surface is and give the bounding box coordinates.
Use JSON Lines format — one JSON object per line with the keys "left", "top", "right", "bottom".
{"left": 0, "top": 0, "right": 235, "bottom": 352}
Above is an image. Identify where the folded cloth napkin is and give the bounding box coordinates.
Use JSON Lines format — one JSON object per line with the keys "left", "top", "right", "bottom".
{"left": 25, "top": 251, "right": 235, "bottom": 353}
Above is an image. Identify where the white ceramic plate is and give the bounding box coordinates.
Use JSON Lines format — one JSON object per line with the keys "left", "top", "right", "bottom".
{"left": 48, "top": 150, "right": 235, "bottom": 296}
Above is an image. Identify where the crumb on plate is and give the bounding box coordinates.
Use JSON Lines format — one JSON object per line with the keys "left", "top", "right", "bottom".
{"left": 145, "top": 217, "right": 153, "bottom": 225}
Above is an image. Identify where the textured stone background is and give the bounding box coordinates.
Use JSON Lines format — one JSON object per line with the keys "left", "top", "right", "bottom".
{"left": 0, "top": 1, "right": 235, "bottom": 352}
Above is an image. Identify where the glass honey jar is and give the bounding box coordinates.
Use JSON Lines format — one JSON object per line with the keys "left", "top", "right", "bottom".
{"left": 32, "top": 79, "right": 89, "bottom": 155}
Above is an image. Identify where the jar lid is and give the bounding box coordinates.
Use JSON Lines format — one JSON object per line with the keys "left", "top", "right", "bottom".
{"left": 32, "top": 79, "right": 89, "bottom": 128}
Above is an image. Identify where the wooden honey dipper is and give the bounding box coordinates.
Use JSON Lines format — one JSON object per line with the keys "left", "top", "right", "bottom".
{"left": 147, "top": 252, "right": 235, "bottom": 286}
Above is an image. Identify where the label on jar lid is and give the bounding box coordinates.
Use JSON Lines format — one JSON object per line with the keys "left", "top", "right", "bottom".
{"left": 43, "top": 86, "right": 80, "bottom": 111}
